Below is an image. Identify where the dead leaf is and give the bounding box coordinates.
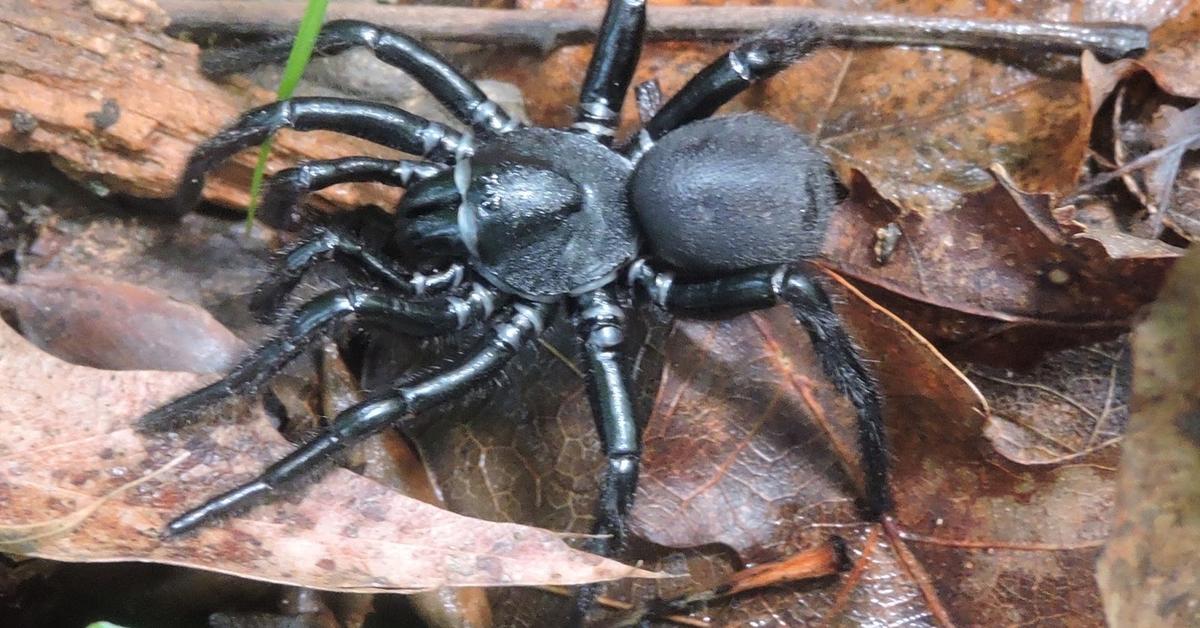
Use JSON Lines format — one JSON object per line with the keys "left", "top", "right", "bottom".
{"left": 615, "top": 278, "right": 978, "bottom": 625}
{"left": 971, "top": 338, "right": 1129, "bottom": 466}
{"left": 20, "top": 207, "right": 277, "bottom": 339}
{"left": 631, "top": 305, "right": 864, "bottom": 556}
{"left": 464, "top": 265, "right": 1120, "bottom": 625}
{"left": 0, "top": 270, "right": 244, "bottom": 372}
{"left": 1081, "top": 57, "right": 1200, "bottom": 239}
{"left": 0, "top": 321, "right": 660, "bottom": 591}
{"left": 1117, "top": 0, "right": 1200, "bottom": 99}
{"left": 1097, "top": 247, "right": 1200, "bottom": 626}
{"left": 821, "top": 169, "right": 1180, "bottom": 362}
{"left": 485, "top": 0, "right": 1179, "bottom": 217}
{"left": 318, "top": 343, "right": 495, "bottom": 628}
{"left": 612, "top": 272, "right": 1118, "bottom": 625}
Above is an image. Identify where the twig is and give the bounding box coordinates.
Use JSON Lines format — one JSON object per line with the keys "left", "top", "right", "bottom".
{"left": 1065, "top": 129, "right": 1200, "bottom": 202}
{"left": 542, "top": 539, "right": 846, "bottom": 626}
{"left": 159, "top": 1, "right": 1148, "bottom": 59}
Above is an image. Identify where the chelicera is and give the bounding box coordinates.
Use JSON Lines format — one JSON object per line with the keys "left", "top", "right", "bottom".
{"left": 142, "top": 0, "right": 889, "bottom": 614}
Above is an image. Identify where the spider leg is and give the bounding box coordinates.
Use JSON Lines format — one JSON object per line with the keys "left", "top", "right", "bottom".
{"left": 574, "top": 289, "right": 640, "bottom": 544}
{"left": 175, "top": 97, "right": 470, "bottom": 213}
{"left": 572, "top": 0, "right": 647, "bottom": 144}
{"left": 139, "top": 282, "right": 500, "bottom": 431}
{"left": 259, "top": 156, "right": 446, "bottom": 231}
{"left": 250, "top": 226, "right": 466, "bottom": 323}
{"left": 630, "top": 261, "right": 892, "bottom": 517}
{"left": 202, "top": 21, "right": 518, "bottom": 134}
{"left": 570, "top": 287, "right": 640, "bottom": 619}
{"left": 162, "top": 301, "right": 551, "bottom": 536}
{"left": 628, "top": 22, "right": 820, "bottom": 156}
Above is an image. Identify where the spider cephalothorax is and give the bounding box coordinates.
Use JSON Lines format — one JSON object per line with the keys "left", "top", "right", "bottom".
{"left": 142, "top": 5, "right": 888, "bottom": 622}
{"left": 402, "top": 126, "right": 640, "bottom": 299}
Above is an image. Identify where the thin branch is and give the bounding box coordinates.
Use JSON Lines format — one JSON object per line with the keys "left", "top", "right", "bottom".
{"left": 1066, "top": 129, "right": 1200, "bottom": 201}
{"left": 159, "top": 1, "right": 1148, "bottom": 59}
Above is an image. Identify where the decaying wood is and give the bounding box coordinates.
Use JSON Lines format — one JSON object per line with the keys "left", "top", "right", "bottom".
{"left": 161, "top": 0, "right": 1149, "bottom": 59}
{"left": 0, "top": 0, "right": 401, "bottom": 211}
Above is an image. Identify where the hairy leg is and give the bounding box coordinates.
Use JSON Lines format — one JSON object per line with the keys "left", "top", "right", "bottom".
{"left": 139, "top": 283, "right": 499, "bottom": 431}
{"left": 570, "top": 288, "right": 640, "bottom": 619}
{"left": 630, "top": 260, "right": 891, "bottom": 517}
{"left": 175, "top": 97, "right": 470, "bottom": 213}
{"left": 161, "top": 302, "right": 551, "bottom": 536}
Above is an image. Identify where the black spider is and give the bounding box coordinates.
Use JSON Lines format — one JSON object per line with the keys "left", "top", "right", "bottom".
{"left": 140, "top": 0, "right": 889, "bottom": 615}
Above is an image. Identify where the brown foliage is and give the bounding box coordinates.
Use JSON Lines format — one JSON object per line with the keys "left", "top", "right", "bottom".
{"left": 3, "top": 0, "right": 1200, "bottom": 624}
{"left": 0, "top": 321, "right": 658, "bottom": 591}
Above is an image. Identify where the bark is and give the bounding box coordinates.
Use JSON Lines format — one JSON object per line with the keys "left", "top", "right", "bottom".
{"left": 0, "top": 0, "right": 401, "bottom": 211}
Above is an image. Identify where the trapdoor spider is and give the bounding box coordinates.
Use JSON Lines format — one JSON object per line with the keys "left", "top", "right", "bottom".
{"left": 141, "top": 0, "right": 889, "bottom": 611}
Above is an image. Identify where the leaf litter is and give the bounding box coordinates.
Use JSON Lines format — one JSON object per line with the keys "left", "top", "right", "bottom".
{"left": 0, "top": 320, "right": 659, "bottom": 591}
{"left": 451, "top": 0, "right": 1196, "bottom": 625}
{"left": 3, "top": 0, "right": 1200, "bottom": 625}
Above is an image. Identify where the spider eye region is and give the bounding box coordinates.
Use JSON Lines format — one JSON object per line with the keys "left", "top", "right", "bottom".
{"left": 458, "top": 127, "right": 639, "bottom": 301}
{"left": 630, "top": 114, "right": 837, "bottom": 275}
{"left": 472, "top": 166, "right": 583, "bottom": 221}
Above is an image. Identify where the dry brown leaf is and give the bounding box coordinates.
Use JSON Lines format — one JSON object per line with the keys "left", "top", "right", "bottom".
{"left": 1097, "top": 247, "right": 1200, "bottom": 626}
{"left": 21, "top": 211, "right": 274, "bottom": 338}
{"left": 1082, "top": 51, "right": 1200, "bottom": 240}
{"left": 0, "top": 321, "right": 660, "bottom": 591}
{"left": 485, "top": 0, "right": 1171, "bottom": 216}
{"left": 631, "top": 304, "right": 867, "bottom": 556}
{"left": 610, "top": 272, "right": 1118, "bottom": 625}
{"left": 971, "top": 338, "right": 1129, "bottom": 465}
{"left": 0, "top": 270, "right": 244, "bottom": 372}
{"left": 821, "top": 169, "right": 1180, "bottom": 361}
{"left": 1078, "top": 1, "right": 1200, "bottom": 242}
{"left": 1107, "top": 0, "right": 1200, "bottom": 99}
{"left": 318, "top": 343, "right": 495, "bottom": 628}
{"left": 617, "top": 276, "right": 982, "bottom": 624}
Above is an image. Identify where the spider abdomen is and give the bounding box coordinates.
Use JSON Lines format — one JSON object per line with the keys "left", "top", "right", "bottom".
{"left": 629, "top": 114, "right": 835, "bottom": 275}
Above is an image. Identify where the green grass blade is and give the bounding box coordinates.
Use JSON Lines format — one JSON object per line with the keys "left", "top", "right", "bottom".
{"left": 243, "top": 0, "right": 331, "bottom": 230}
